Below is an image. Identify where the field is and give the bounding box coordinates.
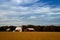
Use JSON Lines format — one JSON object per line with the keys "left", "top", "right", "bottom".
{"left": 0, "top": 32, "right": 60, "bottom": 40}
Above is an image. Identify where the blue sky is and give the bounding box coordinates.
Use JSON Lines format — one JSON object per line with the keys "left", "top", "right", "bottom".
{"left": 0, "top": 0, "right": 60, "bottom": 26}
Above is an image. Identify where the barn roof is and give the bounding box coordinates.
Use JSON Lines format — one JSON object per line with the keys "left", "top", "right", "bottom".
{"left": 15, "top": 27, "right": 22, "bottom": 30}
{"left": 27, "top": 28, "right": 35, "bottom": 30}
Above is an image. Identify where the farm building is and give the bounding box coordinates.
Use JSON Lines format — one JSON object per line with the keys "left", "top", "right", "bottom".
{"left": 24, "top": 28, "right": 35, "bottom": 32}
{"left": 6, "top": 28, "right": 10, "bottom": 32}
{"left": 13, "top": 27, "right": 22, "bottom": 32}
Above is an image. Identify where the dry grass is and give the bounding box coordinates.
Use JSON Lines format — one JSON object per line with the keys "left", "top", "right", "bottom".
{"left": 0, "top": 32, "right": 60, "bottom": 40}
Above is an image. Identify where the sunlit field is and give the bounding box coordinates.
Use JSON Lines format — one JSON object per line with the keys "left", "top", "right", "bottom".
{"left": 0, "top": 32, "right": 60, "bottom": 40}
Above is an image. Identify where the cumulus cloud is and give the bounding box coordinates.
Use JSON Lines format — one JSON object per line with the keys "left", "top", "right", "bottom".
{"left": 29, "top": 16, "right": 37, "bottom": 19}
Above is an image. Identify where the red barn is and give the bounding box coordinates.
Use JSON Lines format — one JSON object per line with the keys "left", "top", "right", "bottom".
{"left": 25, "top": 28, "right": 35, "bottom": 32}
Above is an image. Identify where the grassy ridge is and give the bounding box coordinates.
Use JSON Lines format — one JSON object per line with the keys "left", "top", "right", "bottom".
{"left": 0, "top": 32, "right": 60, "bottom": 40}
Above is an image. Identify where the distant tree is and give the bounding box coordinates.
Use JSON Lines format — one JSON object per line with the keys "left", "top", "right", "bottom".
{"left": 49, "top": 26, "right": 55, "bottom": 31}
{"left": 27, "top": 25, "right": 34, "bottom": 28}
{"left": 22, "top": 25, "right": 26, "bottom": 32}
{"left": 55, "top": 26, "right": 60, "bottom": 32}
{"left": 43, "top": 26, "right": 50, "bottom": 32}
{"left": 34, "top": 25, "right": 40, "bottom": 32}
{"left": 0, "top": 27, "right": 6, "bottom": 31}
{"left": 9, "top": 26, "right": 16, "bottom": 31}
{"left": 39, "top": 26, "right": 44, "bottom": 32}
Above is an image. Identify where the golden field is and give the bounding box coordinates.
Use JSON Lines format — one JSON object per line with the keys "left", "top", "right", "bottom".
{"left": 0, "top": 32, "right": 60, "bottom": 40}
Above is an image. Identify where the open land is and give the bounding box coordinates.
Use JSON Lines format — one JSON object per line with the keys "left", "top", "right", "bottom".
{"left": 0, "top": 32, "right": 60, "bottom": 40}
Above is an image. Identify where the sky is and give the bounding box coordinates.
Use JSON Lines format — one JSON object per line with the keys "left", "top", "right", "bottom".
{"left": 0, "top": 0, "right": 60, "bottom": 26}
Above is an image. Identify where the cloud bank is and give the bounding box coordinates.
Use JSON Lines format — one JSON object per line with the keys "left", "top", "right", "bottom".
{"left": 0, "top": 0, "right": 60, "bottom": 26}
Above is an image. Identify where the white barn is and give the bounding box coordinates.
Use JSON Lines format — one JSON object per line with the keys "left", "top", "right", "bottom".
{"left": 13, "top": 27, "right": 22, "bottom": 32}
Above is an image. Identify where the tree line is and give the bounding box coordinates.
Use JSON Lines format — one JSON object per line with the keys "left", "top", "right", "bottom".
{"left": 0, "top": 26, "right": 16, "bottom": 32}
{"left": 22, "top": 25, "right": 60, "bottom": 32}
{"left": 0, "top": 25, "right": 60, "bottom": 32}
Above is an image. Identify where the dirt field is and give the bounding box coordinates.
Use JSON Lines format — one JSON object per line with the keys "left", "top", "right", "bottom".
{"left": 0, "top": 32, "right": 60, "bottom": 40}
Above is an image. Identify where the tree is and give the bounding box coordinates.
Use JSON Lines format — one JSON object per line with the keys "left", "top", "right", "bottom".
{"left": 9, "top": 26, "right": 16, "bottom": 31}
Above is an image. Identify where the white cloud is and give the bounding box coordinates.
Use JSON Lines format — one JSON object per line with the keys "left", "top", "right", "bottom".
{"left": 0, "top": 0, "right": 60, "bottom": 26}
{"left": 0, "top": 21, "right": 23, "bottom": 26}
{"left": 48, "top": 12, "right": 60, "bottom": 15}
{"left": 11, "top": 0, "right": 23, "bottom": 4}
{"left": 52, "top": 8, "right": 60, "bottom": 10}
{"left": 39, "top": 15, "right": 45, "bottom": 17}
{"left": 32, "top": 7, "right": 51, "bottom": 13}
{"left": 29, "top": 16, "right": 37, "bottom": 19}
{"left": 11, "top": 0, "right": 39, "bottom": 4}
{"left": 0, "top": 15, "right": 8, "bottom": 21}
